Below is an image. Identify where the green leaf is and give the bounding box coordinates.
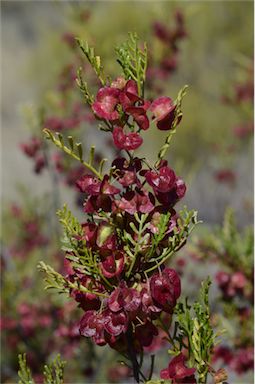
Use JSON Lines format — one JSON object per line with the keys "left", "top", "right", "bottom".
{"left": 18, "top": 354, "right": 34, "bottom": 384}
{"left": 38, "top": 261, "right": 107, "bottom": 298}
{"left": 124, "top": 213, "right": 150, "bottom": 277}
{"left": 67, "top": 136, "right": 74, "bottom": 151}
{"left": 77, "top": 38, "right": 106, "bottom": 85}
{"left": 38, "top": 261, "right": 70, "bottom": 293}
{"left": 76, "top": 67, "right": 94, "bottom": 105}
{"left": 146, "top": 381, "right": 165, "bottom": 384}
{"left": 115, "top": 32, "right": 147, "bottom": 96}
{"left": 76, "top": 142, "right": 83, "bottom": 160}
{"left": 43, "top": 354, "right": 66, "bottom": 384}
{"left": 56, "top": 205, "right": 102, "bottom": 279}
{"left": 174, "top": 278, "right": 218, "bottom": 384}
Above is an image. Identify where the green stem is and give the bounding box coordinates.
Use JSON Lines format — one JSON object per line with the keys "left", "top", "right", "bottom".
{"left": 126, "top": 327, "right": 141, "bottom": 383}
{"left": 126, "top": 251, "right": 139, "bottom": 278}
{"left": 59, "top": 144, "right": 102, "bottom": 180}
{"left": 69, "top": 281, "right": 108, "bottom": 298}
{"left": 43, "top": 129, "right": 103, "bottom": 180}
{"left": 144, "top": 248, "right": 175, "bottom": 274}
{"left": 147, "top": 355, "right": 155, "bottom": 381}
{"left": 158, "top": 317, "right": 178, "bottom": 351}
{"left": 98, "top": 271, "right": 114, "bottom": 290}
{"left": 155, "top": 128, "right": 176, "bottom": 168}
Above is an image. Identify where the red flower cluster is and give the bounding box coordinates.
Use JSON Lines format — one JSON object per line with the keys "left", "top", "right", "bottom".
{"left": 234, "top": 80, "right": 253, "bottom": 104}
{"left": 222, "top": 62, "right": 253, "bottom": 147}
{"left": 160, "top": 353, "right": 196, "bottom": 383}
{"left": 153, "top": 10, "right": 187, "bottom": 50}
{"left": 230, "top": 347, "right": 254, "bottom": 374}
{"left": 79, "top": 269, "right": 180, "bottom": 349}
{"left": 107, "top": 363, "right": 131, "bottom": 383}
{"left": 76, "top": 158, "right": 186, "bottom": 216}
{"left": 1, "top": 300, "right": 81, "bottom": 374}
{"left": 56, "top": 75, "right": 189, "bottom": 353}
{"left": 20, "top": 137, "right": 46, "bottom": 174}
{"left": 147, "top": 10, "right": 187, "bottom": 88}
{"left": 213, "top": 345, "right": 254, "bottom": 375}
{"left": 92, "top": 78, "right": 181, "bottom": 151}
{"left": 214, "top": 169, "right": 236, "bottom": 185}
{"left": 7, "top": 204, "right": 48, "bottom": 258}
{"left": 45, "top": 101, "right": 94, "bottom": 132}
{"left": 216, "top": 271, "right": 250, "bottom": 299}
{"left": 145, "top": 164, "right": 186, "bottom": 206}
{"left": 233, "top": 122, "right": 253, "bottom": 139}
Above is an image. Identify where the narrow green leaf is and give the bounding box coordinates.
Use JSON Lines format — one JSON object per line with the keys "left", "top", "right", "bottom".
{"left": 67, "top": 136, "right": 74, "bottom": 151}
{"left": 76, "top": 143, "right": 83, "bottom": 160}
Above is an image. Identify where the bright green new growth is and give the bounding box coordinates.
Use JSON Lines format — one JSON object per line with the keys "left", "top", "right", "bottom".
{"left": 38, "top": 260, "right": 108, "bottom": 298}
{"left": 124, "top": 212, "right": 151, "bottom": 278}
{"left": 18, "top": 354, "right": 65, "bottom": 384}
{"left": 39, "top": 204, "right": 199, "bottom": 293}
{"left": 18, "top": 354, "right": 34, "bottom": 384}
{"left": 174, "top": 278, "right": 220, "bottom": 384}
{"left": 115, "top": 32, "right": 147, "bottom": 96}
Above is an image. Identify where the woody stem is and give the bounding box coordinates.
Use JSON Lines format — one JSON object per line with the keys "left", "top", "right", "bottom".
{"left": 126, "top": 326, "right": 140, "bottom": 383}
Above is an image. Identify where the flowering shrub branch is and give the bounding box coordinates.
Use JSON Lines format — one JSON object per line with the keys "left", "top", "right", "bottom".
{"left": 38, "top": 33, "right": 227, "bottom": 383}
